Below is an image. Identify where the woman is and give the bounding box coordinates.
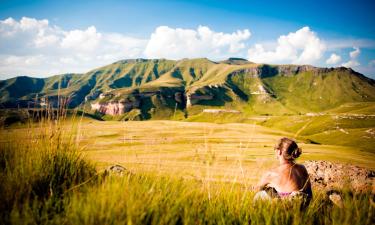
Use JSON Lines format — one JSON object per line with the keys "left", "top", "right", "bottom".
{"left": 255, "top": 137, "right": 312, "bottom": 208}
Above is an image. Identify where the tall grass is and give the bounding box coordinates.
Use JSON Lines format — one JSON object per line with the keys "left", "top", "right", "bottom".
{"left": 0, "top": 104, "right": 96, "bottom": 224}
{"left": 66, "top": 174, "right": 373, "bottom": 225}
{"left": 0, "top": 103, "right": 373, "bottom": 224}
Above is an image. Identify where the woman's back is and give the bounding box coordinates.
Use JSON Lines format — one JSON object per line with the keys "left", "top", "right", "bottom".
{"left": 256, "top": 138, "right": 313, "bottom": 208}
{"left": 273, "top": 163, "right": 311, "bottom": 194}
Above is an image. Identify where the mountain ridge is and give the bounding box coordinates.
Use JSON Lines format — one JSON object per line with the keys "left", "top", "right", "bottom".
{"left": 1, "top": 58, "right": 374, "bottom": 119}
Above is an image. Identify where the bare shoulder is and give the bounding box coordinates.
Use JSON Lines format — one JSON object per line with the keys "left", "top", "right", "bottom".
{"left": 260, "top": 169, "right": 279, "bottom": 182}
{"left": 295, "top": 163, "right": 309, "bottom": 175}
{"left": 264, "top": 170, "right": 279, "bottom": 178}
{"left": 257, "top": 169, "right": 279, "bottom": 190}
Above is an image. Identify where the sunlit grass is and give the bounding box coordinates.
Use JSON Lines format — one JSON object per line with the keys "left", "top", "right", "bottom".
{"left": 64, "top": 174, "right": 374, "bottom": 225}
{"left": 0, "top": 108, "right": 374, "bottom": 224}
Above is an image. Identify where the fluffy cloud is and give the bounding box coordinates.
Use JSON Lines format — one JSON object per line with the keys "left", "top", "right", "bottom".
{"left": 0, "top": 19, "right": 252, "bottom": 78}
{"left": 0, "top": 17, "right": 147, "bottom": 79}
{"left": 0, "top": 17, "right": 62, "bottom": 55}
{"left": 247, "top": 27, "right": 326, "bottom": 65}
{"left": 1, "top": 17, "right": 373, "bottom": 79}
{"left": 342, "top": 47, "right": 360, "bottom": 68}
{"left": 144, "top": 25, "right": 251, "bottom": 59}
{"left": 326, "top": 53, "right": 341, "bottom": 65}
{"left": 61, "top": 26, "right": 101, "bottom": 52}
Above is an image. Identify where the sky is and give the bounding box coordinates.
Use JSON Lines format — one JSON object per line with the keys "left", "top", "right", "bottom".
{"left": 0, "top": 0, "right": 375, "bottom": 79}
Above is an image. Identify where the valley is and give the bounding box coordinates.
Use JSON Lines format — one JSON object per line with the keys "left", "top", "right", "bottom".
{"left": 2, "top": 118, "right": 374, "bottom": 185}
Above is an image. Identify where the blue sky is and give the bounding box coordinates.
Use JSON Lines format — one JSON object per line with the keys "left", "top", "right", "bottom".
{"left": 0, "top": 0, "right": 375, "bottom": 78}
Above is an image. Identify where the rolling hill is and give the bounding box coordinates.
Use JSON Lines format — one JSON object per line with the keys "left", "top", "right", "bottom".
{"left": 0, "top": 58, "right": 374, "bottom": 120}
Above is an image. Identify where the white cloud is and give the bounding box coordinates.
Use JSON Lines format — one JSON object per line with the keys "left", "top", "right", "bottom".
{"left": 247, "top": 26, "right": 326, "bottom": 64}
{"left": 144, "top": 25, "right": 251, "bottom": 59}
{"left": 342, "top": 47, "right": 360, "bottom": 68}
{"left": 0, "top": 54, "right": 51, "bottom": 76}
{"left": 61, "top": 26, "right": 101, "bottom": 52}
{"left": 342, "top": 60, "right": 360, "bottom": 68}
{"left": 325, "top": 39, "right": 375, "bottom": 50}
{"left": 369, "top": 59, "right": 375, "bottom": 67}
{"left": 0, "top": 19, "right": 252, "bottom": 78}
{"left": 326, "top": 53, "right": 341, "bottom": 65}
{"left": 0, "top": 17, "right": 63, "bottom": 54}
{"left": 349, "top": 47, "right": 360, "bottom": 58}
{"left": 0, "top": 17, "right": 147, "bottom": 79}
{"left": 1, "top": 17, "right": 373, "bottom": 79}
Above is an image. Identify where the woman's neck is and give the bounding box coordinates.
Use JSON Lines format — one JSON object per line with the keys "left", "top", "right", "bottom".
{"left": 279, "top": 158, "right": 294, "bottom": 165}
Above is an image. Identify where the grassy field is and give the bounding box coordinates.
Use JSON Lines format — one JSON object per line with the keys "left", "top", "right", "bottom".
{"left": 186, "top": 102, "right": 375, "bottom": 154}
{"left": 1, "top": 114, "right": 374, "bottom": 224}
{"left": 3, "top": 119, "right": 375, "bottom": 182}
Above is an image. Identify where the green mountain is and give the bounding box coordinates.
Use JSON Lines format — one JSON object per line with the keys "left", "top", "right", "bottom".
{"left": 1, "top": 58, "right": 374, "bottom": 120}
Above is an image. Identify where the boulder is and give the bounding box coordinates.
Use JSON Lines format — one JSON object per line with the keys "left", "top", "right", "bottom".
{"left": 304, "top": 160, "right": 375, "bottom": 193}
{"left": 104, "top": 164, "right": 127, "bottom": 176}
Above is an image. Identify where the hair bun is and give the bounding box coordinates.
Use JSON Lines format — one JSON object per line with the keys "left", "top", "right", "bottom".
{"left": 292, "top": 147, "right": 302, "bottom": 159}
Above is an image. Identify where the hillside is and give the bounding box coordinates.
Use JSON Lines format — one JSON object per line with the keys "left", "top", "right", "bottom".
{"left": 1, "top": 58, "right": 375, "bottom": 119}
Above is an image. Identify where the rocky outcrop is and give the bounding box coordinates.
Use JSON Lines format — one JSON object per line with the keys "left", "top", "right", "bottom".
{"left": 304, "top": 160, "right": 375, "bottom": 192}
{"left": 91, "top": 99, "right": 140, "bottom": 116}
{"left": 277, "top": 65, "right": 317, "bottom": 75}
{"left": 228, "top": 65, "right": 340, "bottom": 79}
{"left": 229, "top": 67, "right": 261, "bottom": 78}
{"left": 91, "top": 102, "right": 124, "bottom": 115}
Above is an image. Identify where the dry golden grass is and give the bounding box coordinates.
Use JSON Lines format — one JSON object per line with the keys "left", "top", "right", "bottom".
{"left": 4, "top": 119, "right": 373, "bottom": 188}
{"left": 1, "top": 117, "right": 374, "bottom": 225}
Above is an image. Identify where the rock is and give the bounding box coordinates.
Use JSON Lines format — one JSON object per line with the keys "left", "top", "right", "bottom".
{"left": 91, "top": 99, "right": 141, "bottom": 116}
{"left": 105, "top": 164, "right": 127, "bottom": 176}
{"left": 328, "top": 192, "right": 344, "bottom": 208}
{"left": 304, "top": 160, "right": 375, "bottom": 193}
